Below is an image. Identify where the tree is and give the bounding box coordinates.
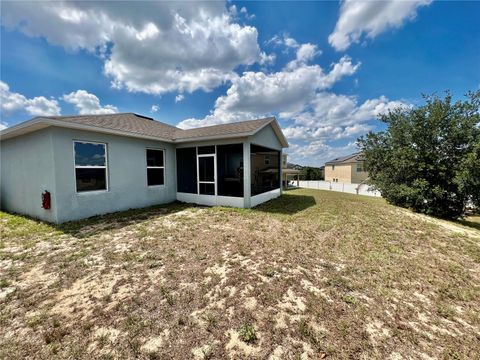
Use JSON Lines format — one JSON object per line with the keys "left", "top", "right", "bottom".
{"left": 358, "top": 91, "right": 480, "bottom": 219}
{"left": 300, "top": 167, "right": 324, "bottom": 180}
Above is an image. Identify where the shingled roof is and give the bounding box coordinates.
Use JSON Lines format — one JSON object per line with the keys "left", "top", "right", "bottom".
{"left": 325, "top": 152, "right": 364, "bottom": 165}
{"left": 0, "top": 113, "right": 288, "bottom": 147}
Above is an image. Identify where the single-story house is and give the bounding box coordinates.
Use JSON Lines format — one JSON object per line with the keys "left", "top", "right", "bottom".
{"left": 0, "top": 113, "right": 288, "bottom": 223}
{"left": 324, "top": 152, "right": 368, "bottom": 184}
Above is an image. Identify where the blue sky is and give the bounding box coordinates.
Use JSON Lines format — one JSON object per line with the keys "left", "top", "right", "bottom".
{"left": 1, "top": 1, "right": 479, "bottom": 166}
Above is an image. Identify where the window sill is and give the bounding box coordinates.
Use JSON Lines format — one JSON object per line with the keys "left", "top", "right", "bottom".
{"left": 76, "top": 189, "right": 109, "bottom": 195}
{"left": 147, "top": 185, "right": 166, "bottom": 189}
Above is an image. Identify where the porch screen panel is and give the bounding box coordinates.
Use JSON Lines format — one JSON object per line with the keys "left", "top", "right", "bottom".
{"left": 250, "top": 144, "right": 280, "bottom": 196}
{"left": 176, "top": 147, "right": 197, "bottom": 193}
{"left": 217, "top": 144, "right": 244, "bottom": 197}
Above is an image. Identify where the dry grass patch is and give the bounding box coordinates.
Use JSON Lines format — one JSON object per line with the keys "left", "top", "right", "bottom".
{"left": 1, "top": 190, "right": 479, "bottom": 359}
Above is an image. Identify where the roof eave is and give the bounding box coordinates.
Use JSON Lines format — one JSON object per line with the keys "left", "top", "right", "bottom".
{"left": 0, "top": 118, "right": 174, "bottom": 143}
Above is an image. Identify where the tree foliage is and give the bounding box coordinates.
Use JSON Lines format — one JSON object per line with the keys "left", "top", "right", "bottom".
{"left": 358, "top": 91, "right": 480, "bottom": 219}
{"left": 300, "top": 167, "right": 324, "bottom": 180}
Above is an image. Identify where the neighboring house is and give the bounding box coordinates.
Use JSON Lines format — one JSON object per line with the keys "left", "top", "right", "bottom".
{"left": 281, "top": 154, "right": 300, "bottom": 188}
{"left": 324, "top": 152, "right": 368, "bottom": 184}
{"left": 0, "top": 113, "right": 288, "bottom": 223}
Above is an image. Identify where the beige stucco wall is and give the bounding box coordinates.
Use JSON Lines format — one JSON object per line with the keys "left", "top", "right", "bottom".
{"left": 351, "top": 165, "right": 369, "bottom": 184}
{"left": 325, "top": 164, "right": 352, "bottom": 183}
{"left": 325, "top": 162, "right": 369, "bottom": 184}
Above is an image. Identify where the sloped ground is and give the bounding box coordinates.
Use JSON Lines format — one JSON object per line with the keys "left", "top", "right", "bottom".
{"left": 1, "top": 189, "right": 479, "bottom": 359}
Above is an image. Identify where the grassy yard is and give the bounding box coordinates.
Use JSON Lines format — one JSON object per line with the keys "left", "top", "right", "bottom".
{"left": 1, "top": 189, "right": 479, "bottom": 359}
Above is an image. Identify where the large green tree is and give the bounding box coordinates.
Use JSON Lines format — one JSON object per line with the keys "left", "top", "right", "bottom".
{"left": 358, "top": 91, "right": 480, "bottom": 219}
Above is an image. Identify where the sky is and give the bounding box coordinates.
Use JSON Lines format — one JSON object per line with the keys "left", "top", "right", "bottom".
{"left": 1, "top": 1, "right": 479, "bottom": 166}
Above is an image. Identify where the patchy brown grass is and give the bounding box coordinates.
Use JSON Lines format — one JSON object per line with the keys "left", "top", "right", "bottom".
{"left": 1, "top": 189, "right": 479, "bottom": 359}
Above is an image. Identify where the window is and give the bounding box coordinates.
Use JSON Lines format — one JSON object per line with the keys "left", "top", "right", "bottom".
{"left": 264, "top": 155, "right": 271, "bottom": 165}
{"left": 332, "top": 165, "right": 335, "bottom": 171}
{"left": 356, "top": 161, "right": 365, "bottom": 172}
{"left": 146, "top": 149, "right": 165, "bottom": 186}
{"left": 74, "top": 141, "right": 107, "bottom": 192}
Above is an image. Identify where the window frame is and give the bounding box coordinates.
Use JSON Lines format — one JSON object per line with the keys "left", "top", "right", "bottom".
{"left": 146, "top": 148, "right": 166, "bottom": 188}
{"left": 73, "top": 140, "right": 109, "bottom": 194}
{"left": 356, "top": 161, "right": 365, "bottom": 173}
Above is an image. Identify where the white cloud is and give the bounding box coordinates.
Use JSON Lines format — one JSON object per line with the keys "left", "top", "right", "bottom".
{"left": 0, "top": 122, "right": 8, "bottom": 130}
{"left": 178, "top": 54, "right": 360, "bottom": 129}
{"left": 151, "top": 105, "right": 160, "bottom": 113}
{"left": 285, "top": 43, "right": 321, "bottom": 70}
{"left": 286, "top": 141, "right": 358, "bottom": 167}
{"left": 329, "top": 0, "right": 432, "bottom": 51}
{"left": 2, "top": 1, "right": 262, "bottom": 95}
{"left": 0, "top": 81, "right": 61, "bottom": 116}
{"left": 287, "top": 92, "right": 406, "bottom": 129}
{"left": 259, "top": 51, "right": 276, "bottom": 66}
{"left": 175, "top": 95, "right": 185, "bottom": 103}
{"left": 62, "top": 90, "right": 118, "bottom": 115}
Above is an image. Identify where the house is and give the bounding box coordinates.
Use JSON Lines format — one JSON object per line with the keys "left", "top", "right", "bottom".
{"left": 281, "top": 154, "right": 300, "bottom": 189}
{"left": 0, "top": 113, "right": 288, "bottom": 223}
{"left": 324, "top": 152, "right": 368, "bottom": 184}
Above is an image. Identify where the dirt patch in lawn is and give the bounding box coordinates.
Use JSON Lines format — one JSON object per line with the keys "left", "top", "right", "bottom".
{"left": 1, "top": 191, "right": 479, "bottom": 359}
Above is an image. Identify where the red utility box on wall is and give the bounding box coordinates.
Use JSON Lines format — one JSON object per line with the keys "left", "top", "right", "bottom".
{"left": 41, "top": 191, "right": 51, "bottom": 210}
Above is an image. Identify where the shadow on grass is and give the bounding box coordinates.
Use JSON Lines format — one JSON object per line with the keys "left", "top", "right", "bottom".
{"left": 456, "top": 216, "right": 480, "bottom": 232}
{"left": 56, "top": 201, "right": 193, "bottom": 238}
{"left": 253, "top": 193, "right": 317, "bottom": 215}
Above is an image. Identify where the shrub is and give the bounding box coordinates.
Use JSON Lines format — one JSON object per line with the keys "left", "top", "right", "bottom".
{"left": 359, "top": 91, "right": 480, "bottom": 219}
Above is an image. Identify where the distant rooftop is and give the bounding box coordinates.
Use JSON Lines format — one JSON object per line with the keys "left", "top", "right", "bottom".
{"left": 325, "top": 152, "right": 364, "bottom": 165}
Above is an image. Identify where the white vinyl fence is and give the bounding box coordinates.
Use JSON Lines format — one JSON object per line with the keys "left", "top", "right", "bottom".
{"left": 297, "top": 180, "right": 382, "bottom": 197}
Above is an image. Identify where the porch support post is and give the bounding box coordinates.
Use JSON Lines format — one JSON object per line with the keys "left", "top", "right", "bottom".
{"left": 279, "top": 149, "right": 283, "bottom": 195}
{"left": 243, "top": 142, "right": 251, "bottom": 208}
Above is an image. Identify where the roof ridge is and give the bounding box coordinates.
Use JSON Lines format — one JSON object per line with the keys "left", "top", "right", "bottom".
{"left": 177, "top": 117, "right": 274, "bottom": 132}
{"left": 41, "top": 112, "right": 135, "bottom": 119}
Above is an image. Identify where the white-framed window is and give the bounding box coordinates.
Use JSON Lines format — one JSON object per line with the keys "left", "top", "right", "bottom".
{"left": 146, "top": 148, "right": 165, "bottom": 186}
{"left": 356, "top": 161, "right": 365, "bottom": 172}
{"left": 73, "top": 141, "right": 108, "bottom": 193}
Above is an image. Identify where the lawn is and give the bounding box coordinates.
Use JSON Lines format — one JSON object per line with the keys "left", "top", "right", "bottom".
{"left": 1, "top": 189, "right": 479, "bottom": 359}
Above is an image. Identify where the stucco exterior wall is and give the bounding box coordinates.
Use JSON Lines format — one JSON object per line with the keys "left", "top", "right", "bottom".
{"left": 249, "top": 124, "right": 283, "bottom": 151}
{"left": 325, "top": 164, "right": 352, "bottom": 183}
{"left": 1, "top": 122, "right": 285, "bottom": 222}
{"left": 1, "top": 128, "right": 58, "bottom": 222}
{"left": 49, "top": 127, "right": 176, "bottom": 223}
{"left": 350, "top": 166, "right": 369, "bottom": 184}
{"left": 325, "top": 162, "right": 369, "bottom": 184}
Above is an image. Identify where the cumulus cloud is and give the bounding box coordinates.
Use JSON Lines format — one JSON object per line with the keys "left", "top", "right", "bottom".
{"left": 329, "top": 0, "right": 431, "bottom": 51}
{"left": 175, "top": 95, "right": 185, "bottom": 103}
{"left": 178, "top": 54, "right": 360, "bottom": 129}
{"left": 0, "top": 81, "right": 61, "bottom": 116}
{"left": 151, "top": 105, "right": 160, "bottom": 113}
{"left": 2, "top": 1, "right": 262, "bottom": 95}
{"left": 62, "top": 90, "right": 118, "bottom": 114}
{"left": 286, "top": 141, "right": 358, "bottom": 166}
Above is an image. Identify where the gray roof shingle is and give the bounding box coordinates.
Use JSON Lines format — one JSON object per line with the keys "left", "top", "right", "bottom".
{"left": 325, "top": 152, "right": 364, "bottom": 165}
{"left": 2, "top": 113, "right": 287, "bottom": 146}
{"left": 174, "top": 117, "right": 273, "bottom": 141}
{"left": 40, "top": 113, "right": 178, "bottom": 140}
